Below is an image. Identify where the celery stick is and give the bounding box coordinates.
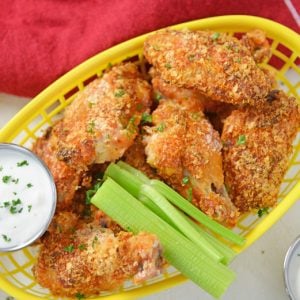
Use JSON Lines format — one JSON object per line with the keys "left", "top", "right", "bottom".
{"left": 106, "top": 163, "right": 224, "bottom": 262}
{"left": 151, "top": 179, "right": 245, "bottom": 246}
{"left": 91, "top": 178, "right": 235, "bottom": 298}
{"left": 140, "top": 184, "right": 224, "bottom": 263}
{"left": 117, "top": 161, "right": 150, "bottom": 184}
{"left": 140, "top": 193, "right": 235, "bottom": 265}
{"left": 178, "top": 211, "right": 236, "bottom": 265}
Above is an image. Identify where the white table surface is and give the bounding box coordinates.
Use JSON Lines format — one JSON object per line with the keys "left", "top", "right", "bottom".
{"left": 0, "top": 92, "right": 299, "bottom": 300}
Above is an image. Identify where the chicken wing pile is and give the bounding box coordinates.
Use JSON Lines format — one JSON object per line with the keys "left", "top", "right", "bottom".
{"left": 31, "top": 28, "right": 300, "bottom": 298}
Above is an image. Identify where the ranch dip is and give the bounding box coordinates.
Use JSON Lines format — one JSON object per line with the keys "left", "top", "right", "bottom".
{"left": 0, "top": 143, "right": 56, "bottom": 251}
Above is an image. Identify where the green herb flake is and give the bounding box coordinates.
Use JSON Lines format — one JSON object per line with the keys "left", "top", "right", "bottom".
{"left": 182, "top": 176, "right": 189, "bottom": 185}
{"left": 156, "top": 122, "right": 166, "bottom": 132}
{"left": 2, "top": 176, "right": 12, "bottom": 184}
{"left": 28, "top": 205, "right": 32, "bottom": 212}
{"left": 211, "top": 32, "right": 220, "bottom": 40}
{"left": 114, "top": 89, "right": 126, "bottom": 98}
{"left": 165, "top": 63, "right": 172, "bottom": 69}
{"left": 86, "top": 120, "right": 96, "bottom": 134}
{"left": 188, "top": 54, "right": 196, "bottom": 61}
{"left": 17, "top": 160, "right": 29, "bottom": 167}
{"left": 27, "top": 183, "right": 33, "bottom": 188}
{"left": 88, "top": 101, "right": 95, "bottom": 108}
{"left": 78, "top": 244, "right": 87, "bottom": 251}
{"left": 258, "top": 207, "right": 269, "bottom": 218}
{"left": 12, "top": 178, "right": 19, "bottom": 184}
{"left": 141, "top": 112, "right": 153, "bottom": 124}
{"left": 4, "top": 201, "right": 10, "bottom": 207}
{"left": 0, "top": 166, "right": 3, "bottom": 172}
{"left": 236, "top": 135, "right": 246, "bottom": 145}
{"left": 64, "top": 244, "right": 74, "bottom": 253}
{"left": 86, "top": 181, "right": 103, "bottom": 205}
{"left": 2, "top": 234, "right": 11, "bottom": 242}
{"left": 187, "top": 187, "right": 193, "bottom": 202}
{"left": 75, "top": 293, "right": 85, "bottom": 300}
{"left": 153, "top": 93, "right": 162, "bottom": 104}
{"left": 92, "top": 236, "right": 99, "bottom": 248}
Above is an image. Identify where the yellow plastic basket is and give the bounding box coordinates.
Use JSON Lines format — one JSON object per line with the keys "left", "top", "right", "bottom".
{"left": 0, "top": 15, "right": 299, "bottom": 300}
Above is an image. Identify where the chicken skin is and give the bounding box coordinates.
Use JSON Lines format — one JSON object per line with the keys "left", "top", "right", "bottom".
{"left": 33, "top": 63, "right": 152, "bottom": 211}
{"left": 144, "top": 29, "right": 272, "bottom": 106}
{"left": 222, "top": 90, "right": 300, "bottom": 212}
{"left": 34, "top": 222, "right": 163, "bottom": 297}
{"left": 144, "top": 97, "right": 239, "bottom": 227}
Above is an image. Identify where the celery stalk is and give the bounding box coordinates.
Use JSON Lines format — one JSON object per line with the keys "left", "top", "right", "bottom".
{"left": 91, "top": 178, "right": 235, "bottom": 298}
{"left": 106, "top": 163, "right": 223, "bottom": 262}
{"left": 151, "top": 180, "right": 245, "bottom": 246}
{"left": 139, "top": 184, "right": 224, "bottom": 262}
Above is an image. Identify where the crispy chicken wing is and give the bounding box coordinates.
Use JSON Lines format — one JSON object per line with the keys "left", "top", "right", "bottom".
{"left": 33, "top": 63, "right": 152, "bottom": 210}
{"left": 222, "top": 90, "right": 300, "bottom": 212}
{"left": 34, "top": 224, "right": 163, "bottom": 297}
{"left": 144, "top": 97, "right": 239, "bottom": 227}
{"left": 144, "top": 29, "right": 272, "bottom": 106}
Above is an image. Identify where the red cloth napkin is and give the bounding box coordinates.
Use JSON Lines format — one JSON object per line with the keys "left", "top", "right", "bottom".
{"left": 0, "top": 0, "right": 299, "bottom": 98}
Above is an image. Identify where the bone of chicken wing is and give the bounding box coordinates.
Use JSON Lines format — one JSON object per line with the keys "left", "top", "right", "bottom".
{"left": 144, "top": 97, "right": 239, "bottom": 227}
{"left": 144, "top": 29, "right": 272, "bottom": 106}
{"left": 33, "top": 223, "right": 163, "bottom": 297}
{"left": 222, "top": 90, "right": 300, "bottom": 212}
{"left": 33, "top": 63, "right": 152, "bottom": 210}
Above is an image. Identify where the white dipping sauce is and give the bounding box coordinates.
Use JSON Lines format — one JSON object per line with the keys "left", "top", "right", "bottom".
{"left": 0, "top": 144, "right": 56, "bottom": 251}
{"left": 284, "top": 237, "right": 300, "bottom": 300}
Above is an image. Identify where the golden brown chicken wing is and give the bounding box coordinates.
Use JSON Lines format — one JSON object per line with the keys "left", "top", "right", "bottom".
{"left": 144, "top": 29, "right": 272, "bottom": 106}
{"left": 144, "top": 97, "right": 239, "bottom": 227}
{"left": 222, "top": 90, "right": 300, "bottom": 212}
{"left": 33, "top": 63, "right": 152, "bottom": 211}
{"left": 33, "top": 224, "right": 163, "bottom": 297}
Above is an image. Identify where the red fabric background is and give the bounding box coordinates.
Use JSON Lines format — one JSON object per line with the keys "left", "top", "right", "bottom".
{"left": 0, "top": 0, "right": 299, "bottom": 97}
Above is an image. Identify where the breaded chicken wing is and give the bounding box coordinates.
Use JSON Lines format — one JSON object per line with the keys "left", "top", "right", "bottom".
{"left": 34, "top": 224, "right": 163, "bottom": 297}
{"left": 144, "top": 29, "right": 272, "bottom": 106}
{"left": 241, "top": 29, "right": 271, "bottom": 63}
{"left": 33, "top": 63, "right": 152, "bottom": 210}
{"left": 222, "top": 90, "right": 300, "bottom": 212}
{"left": 152, "top": 73, "right": 235, "bottom": 132}
{"left": 144, "top": 97, "right": 239, "bottom": 227}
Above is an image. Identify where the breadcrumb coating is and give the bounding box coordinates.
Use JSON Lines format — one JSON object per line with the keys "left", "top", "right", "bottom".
{"left": 144, "top": 29, "right": 272, "bottom": 106}
{"left": 222, "top": 90, "right": 300, "bottom": 212}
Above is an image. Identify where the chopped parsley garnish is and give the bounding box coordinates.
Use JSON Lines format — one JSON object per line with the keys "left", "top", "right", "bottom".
{"left": 141, "top": 112, "right": 153, "bottom": 124}
{"left": 28, "top": 205, "right": 32, "bottom": 212}
{"left": 127, "top": 116, "right": 138, "bottom": 134}
{"left": 86, "top": 181, "right": 103, "bottom": 205}
{"left": 258, "top": 207, "right": 269, "bottom": 218}
{"left": 188, "top": 54, "right": 196, "bottom": 61}
{"left": 2, "top": 234, "right": 11, "bottom": 242}
{"left": 114, "top": 89, "right": 126, "bottom": 97}
{"left": 187, "top": 187, "right": 193, "bottom": 202}
{"left": 2, "top": 176, "right": 12, "bottom": 183}
{"left": 211, "top": 32, "right": 220, "bottom": 40}
{"left": 182, "top": 176, "right": 189, "bottom": 185}
{"left": 86, "top": 120, "right": 96, "bottom": 134}
{"left": 156, "top": 122, "right": 166, "bottom": 132}
{"left": 165, "top": 63, "right": 172, "bottom": 69}
{"left": 78, "top": 244, "right": 87, "bottom": 251}
{"left": 236, "top": 134, "right": 246, "bottom": 145}
{"left": 0, "top": 166, "right": 3, "bottom": 171}
{"left": 4, "top": 201, "right": 10, "bottom": 207}
{"left": 92, "top": 236, "right": 98, "bottom": 248}
{"left": 17, "top": 160, "right": 29, "bottom": 167}
{"left": 27, "top": 183, "right": 33, "bottom": 188}
{"left": 154, "top": 92, "right": 163, "bottom": 102}
{"left": 75, "top": 293, "right": 85, "bottom": 300}
{"left": 64, "top": 244, "right": 74, "bottom": 253}
{"left": 12, "top": 178, "right": 19, "bottom": 184}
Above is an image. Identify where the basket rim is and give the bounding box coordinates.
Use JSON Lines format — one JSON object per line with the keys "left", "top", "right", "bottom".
{"left": 0, "top": 15, "right": 299, "bottom": 300}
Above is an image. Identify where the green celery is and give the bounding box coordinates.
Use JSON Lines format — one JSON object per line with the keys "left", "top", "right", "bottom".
{"left": 106, "top": 163, "right": 223, "bottom": 262}
{"left": 151, "top": 179, "right": 245, "bottom": 246}
{"left": 91, "top": 178, "right": 235, "bottom": 298}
